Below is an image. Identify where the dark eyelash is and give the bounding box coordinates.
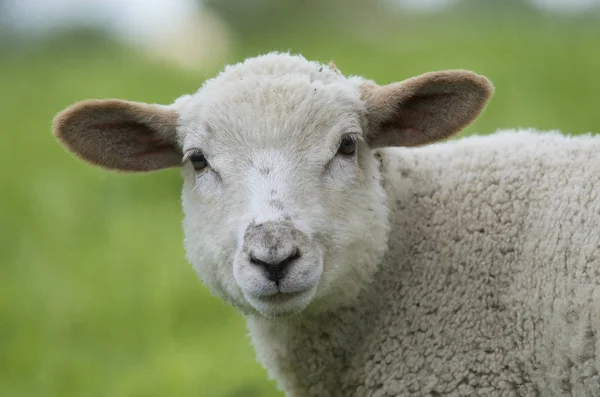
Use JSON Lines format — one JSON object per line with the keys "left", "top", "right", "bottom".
{"left": 338, "top": 133, "right": 360, "bottom": 146}
{"left": 183, "top": 149, "right": 204, "bottom": 163}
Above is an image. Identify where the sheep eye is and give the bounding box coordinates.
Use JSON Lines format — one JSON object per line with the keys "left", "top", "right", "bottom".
{"left": 337, "top": 136, "right": 357, "bottom": 156}
{"left": 189, "top": 152, "right": 208, "bottom": 171}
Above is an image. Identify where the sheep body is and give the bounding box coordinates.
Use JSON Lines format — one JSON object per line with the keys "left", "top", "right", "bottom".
{"left": 51, "top": 53, "right": 600, "bottom": 397}
{"left": 248, "top": 129, "right": 600, "bottom": 396}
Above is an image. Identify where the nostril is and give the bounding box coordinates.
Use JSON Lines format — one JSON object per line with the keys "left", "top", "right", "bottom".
{"left": 249, "top": 254, "right": 268, "bottom": 267}
{"left": 249, "top": 248, "right": 301, "bottom": 283}
{"left": 276, "top": 249, "right": 300, "bottom": 272}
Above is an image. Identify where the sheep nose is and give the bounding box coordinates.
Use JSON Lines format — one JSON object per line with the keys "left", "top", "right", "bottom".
{"left": 243, "top": 221, "right": 303, "bottom": 284}
{"left": 249, "top": 248, "right": 301, "bottom": 283}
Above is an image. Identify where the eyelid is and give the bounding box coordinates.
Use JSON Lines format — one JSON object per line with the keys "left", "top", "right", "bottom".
{"left": 343, "top": 131, "right": 361, "bottom": 140}
{"left": 182, "top": 148, "right": 204, "bottom": 163}
{"left": 337, "top": 132, "right": 361, "bottom": 147}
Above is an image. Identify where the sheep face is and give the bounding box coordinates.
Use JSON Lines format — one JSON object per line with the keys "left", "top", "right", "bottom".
{"left": 52, "top": 53, "right": 494, "bottom": 318}
{"left": 175, "top": 66, "right": 390, "bottom": 317}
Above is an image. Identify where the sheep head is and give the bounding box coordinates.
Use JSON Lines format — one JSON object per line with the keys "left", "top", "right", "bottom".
{"left": 53, "top": 53, "right": 493, "bottom": 318}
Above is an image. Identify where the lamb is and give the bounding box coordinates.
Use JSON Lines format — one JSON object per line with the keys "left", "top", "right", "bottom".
{"left": 52, "top": 52, "right": 600, "bottom": 396}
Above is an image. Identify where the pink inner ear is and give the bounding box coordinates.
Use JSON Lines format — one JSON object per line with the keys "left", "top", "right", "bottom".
{"left": 134, "top": 134, "right": 173, "bottom": 147}
{"left": 88, "top": 120, "right": 177, "bottom": 159}
{"left": 384, "top": 107, "right": 425, "bottom": 131}
{"left": 54, "top": 98, "right": 182, "bottom": 172}
{"left": 134, "top": 139, "right": 177, "bottom": 158}
{"left": 378, "top": 107, "right": 425, "bottom": 146}
{"left": 89, "top": 120, "right": 143, "bottom": 127}
{"left": 376, "top": 92, "right": 463, "bottom": 147}
{"left": 364, "top": 71, "right": 493, "bottom": 149}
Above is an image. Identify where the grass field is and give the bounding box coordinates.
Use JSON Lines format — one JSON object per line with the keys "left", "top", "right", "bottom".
{"left": 1, "top": 8, "right": 600, "bottom": 397}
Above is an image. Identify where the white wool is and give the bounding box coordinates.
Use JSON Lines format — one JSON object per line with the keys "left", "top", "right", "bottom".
{"left": 246, "top": 128, "right": 600, "bottom": 396}
{"left": 173, "top": 54, "right": 600, "bottom": 395}
{"left": 54, "top": 51, "right": 600, "bottom": 396}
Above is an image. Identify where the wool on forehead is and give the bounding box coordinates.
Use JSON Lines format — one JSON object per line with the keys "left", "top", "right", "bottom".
{"left": 176, "top": 52, "right": 367, "bottom": 150}
{"left": 202, "top": 52, "right": 345, "bottom": 86}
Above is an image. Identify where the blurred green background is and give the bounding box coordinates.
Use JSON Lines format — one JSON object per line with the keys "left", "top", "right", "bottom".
{"left": 1, "top": 0, "right": 600, "bottom": 396}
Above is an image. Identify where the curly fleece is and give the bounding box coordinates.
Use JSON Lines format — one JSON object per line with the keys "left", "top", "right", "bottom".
{"left": 247, "top": 129, "right": 600, "bottom": 396}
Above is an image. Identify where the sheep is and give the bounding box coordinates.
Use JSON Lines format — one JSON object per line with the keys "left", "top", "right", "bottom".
{"left": 52, "top": 52, "right": 600, "bottom": 396}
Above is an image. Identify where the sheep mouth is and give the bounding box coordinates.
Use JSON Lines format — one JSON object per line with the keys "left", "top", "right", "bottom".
{"left": 246, "top": 286, "right": 317, "bottom": 317}
{"left": 261, "top": 291, "right": 303, "bottom": 304}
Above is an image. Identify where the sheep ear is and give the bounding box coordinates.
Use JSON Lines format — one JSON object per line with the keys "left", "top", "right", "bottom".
{"left": 53, "top": 99, "right": 181, "bottom": 172}
{"left": 361, "top": 70, "right": 493, "bottom": 148}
